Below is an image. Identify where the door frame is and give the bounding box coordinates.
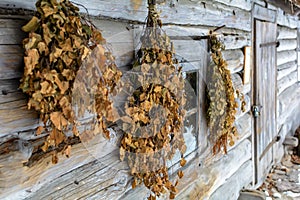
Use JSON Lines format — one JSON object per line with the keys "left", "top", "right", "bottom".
{"left": 251, "top": 3, "right": 277, "bottom": 187}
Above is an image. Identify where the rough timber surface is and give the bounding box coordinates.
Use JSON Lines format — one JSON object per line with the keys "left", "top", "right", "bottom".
{"left": 174, "top": 139, "right": 252, "bottom": 200}
{"left": 0, "top": 1, "right": 292, "bottom": 200}
{"left": 209, "top": 160, "right": 252, "bottom": 200}
{"left": 0, "top": 0, "right": 252, "bottom": 31}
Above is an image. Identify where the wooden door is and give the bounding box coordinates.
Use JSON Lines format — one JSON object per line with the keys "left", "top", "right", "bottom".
{"left": 253, "top": 19, "right": 277, "bottom": 186}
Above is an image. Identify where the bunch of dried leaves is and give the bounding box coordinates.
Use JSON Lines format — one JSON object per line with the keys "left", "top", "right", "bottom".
{"left": 119, "top": 2, "right": 187, "bottom": 200}
{"left": 207, "top": 33, "right": 239, "bottom": 154}
{"left": 20, "top": 0, "right": 121, "bottom": 159}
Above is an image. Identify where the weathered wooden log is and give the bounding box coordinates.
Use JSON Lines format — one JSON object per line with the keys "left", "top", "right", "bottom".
{"left": 277, "top": 9, "right": 298, "bottom": 29}
{"left": 277, "top": 60, "right": 297, "bottom": 71}
{"left": 0, "top": 18, "right": 26, "bottom": 44}
{"left": 0, "top": 0, "right": 252, "bottom": 31}
{"left": 278, "top": 83, "right": 300, "bottom": 124}
{"left": 0, "top": 99, "right": 39, "bottom": 136}
{"left": 277, "top": 26, "right": 297, "bottom": 40}
{"left": 277, "top": 39, "right": 297, "bottom": 52}
{"left": 277, "top": 50, "right": 297, "bottom": 66}
{"left": 277, "top": 62, "right": 297, "bottom": 80}
{"left": 231, "top": 73, "right": 251, "bottom": 94}
{"left": 0, "top": 45, "right": 23, "bottom": 80}
{"left": 209, "top": 160, "right": 252, "bottom": 200}
{"left": 277, "top": 70, "right": 298, "bottom": 95}
{"left": 223, "top": 49, "right": 244, "bottom": 74}
{"left": 164, "top": 25, "right": 251, "bottom": 50}
{"left": 173, "top": 139, "right": 252, "bottom": 200}
{"left": 0, "top": 112, "right": 252, "bottom": 200}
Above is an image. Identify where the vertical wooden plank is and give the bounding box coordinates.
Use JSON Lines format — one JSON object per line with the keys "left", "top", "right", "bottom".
{"left": 297, "top": 28, "right": 300, "bottom": 81}
{"left": 254, "top": 20, "right": 277, "bottom": 186}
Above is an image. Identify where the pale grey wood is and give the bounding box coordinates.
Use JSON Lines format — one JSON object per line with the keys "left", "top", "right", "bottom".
{"left": 277, "top": 26, "right": 297, "bottom": 40}
{"left": 277, "top": 50, "right": 297, "bottom": 66}
{"left": 253, "top": 4, "right": 276, "bottom": 22}
{"left": 0, "top": 18, "right": 27, "bottom": 45}
{"left": 234, "top": 114, "right": 251, "bottom": 147}
{"left": 0, "top": 143, "right": 100, "bottom": 199}
{"left": 277, "top": 63, "right": 297, "bottom": 80}
{"left": 209, "top": 160, "right": 252, "bottom": 200}
{"left": 0, "top": 99, "right": 39, "bottom": 135}
{"left": 277, "top": 9, "right": 298, "bottom": 29}
{"left": 216, "top": 0, "right": 252, "bottom": 10}
{"left": 277, "top": 39, "right": 297, "bottom": 52}
{"left": 1, "top": 131, "right": 252, "bottom": 200}
{"left": 298, "top": 28, "right": 300, "bottom": 82}
{"left": 254, "top": 20, "right": 277, "bottom": 186}
{"left": 0, "top": 45, "right": 23, "bottom": 80}
{"left": 92, "top": 19, "right": 134, "bottom": 67}
{"left": 0, "top": 79, "right": 24, "bottom": 104}
{"left": 173, "top": 139, "right": 252, "bottom": 200}
{"left": 277, "top": 70, "right": 298, "bottom": 95}
{"left": 277, "top": 83, "right": 300, "bottom": 121}
{"left": 223, "top": 34, "right": 251, "bottom": 50}
{"left": 0, "top": 0, "right": 252, "bottom": 31}
{"left": 253, "top": 0, "right": 266, "bottom": 7}
{"left": 164, "top": 25, "right": 251, "bottom": 50}
{"left": 223, "top": 49, "right": 244, "bottom": 74}
{"left": 277, "top": 60, "right": 297, "bottom": 71}
{"left": 232, "top": 73, "right": 246, "bottom": 93}
{"left": 267, "top": 1, "right": 279, "bottom": 11}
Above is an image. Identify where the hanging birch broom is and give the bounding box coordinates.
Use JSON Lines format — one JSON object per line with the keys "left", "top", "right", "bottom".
{"left": 20, "top": 0, "right": 121, "bottom": 160}
{"left": 118, "top": 1, "right": 187, "bottom": 199}
{"left": 207, "top": 32, "right": 238, "bottom": 154}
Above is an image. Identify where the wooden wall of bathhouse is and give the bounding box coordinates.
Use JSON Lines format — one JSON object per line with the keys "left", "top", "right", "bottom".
{"left": 0, "top": 0, "right": 298, "bottom": 199}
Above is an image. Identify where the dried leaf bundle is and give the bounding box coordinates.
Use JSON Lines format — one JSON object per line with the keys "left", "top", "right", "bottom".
{"left": 207, "top": 33, "right": 238, "bottom": 154}
{"left": 118, "top": 2, "right": 187, "bottom": 200}
{"left": 20, "top": 0, "right": 121, "bottom": 158}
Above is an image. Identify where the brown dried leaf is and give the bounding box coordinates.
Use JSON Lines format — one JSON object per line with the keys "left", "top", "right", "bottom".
{"left": 177, "top": 170, "right": 184, "bottom": 179}
{"left": 50, "top": 112, "right": 68, "bottom": 131}
{"left": 52, "top": 152, "right": 58, "bottom": 164}
{"left": 64, "top": 145, "right": 71, "bottom": 158}
{"left": 24, "top": 49, "right": 39, "bottom": 75}
{"left": 49, "top": 128, "right": 65, "bottom": 146}
{"left": 40, "top": 81, "right": 52, "bottom": 95}
{"left": 36, "top": 126, "right": 44, "bottom": 135}
{"left": 180, "top": 158, "right": 186, "bottom": 167}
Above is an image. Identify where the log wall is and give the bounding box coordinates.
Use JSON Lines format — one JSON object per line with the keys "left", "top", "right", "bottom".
{"left": 275, "top": 12, "right": 300, "bottom": 163}
{"left": 0, "top": 0, "right": 299, "bottom": 199}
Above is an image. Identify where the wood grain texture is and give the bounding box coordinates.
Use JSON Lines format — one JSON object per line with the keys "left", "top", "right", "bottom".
{"left": 278, "top": 60, "right": 297, "bottom": 71}
{"left": 277, "top": 39, "right": 297, "bottom": 52}
{"left": 277, "top": 50, "right": 297, "bottom": 66}
{"left": 253, "top": 4, "right": 276, "bottom": 22}
{"left": 277, "top": 63, "right": 297, "bottom": 81}
{"left": 1, "top": 1, "right": 299, "bottom": 199}
{"left": 0, "top": 112, "right": 252, "bottom": 200}
{"left": 253, "top": 20, "right": 277, "bottom": 186}
{"left": 0, "top": 0, "right": 252, "bottom": 31}
{"left": 174, "top": 139, "right": 251, "bottom": 200}
{"left": 0, "top": 45, "right": 24, "bottom": 80}
{"left": 278, "top": 83, "right": 300, "bottom": 117}
{"left": 0, "top": 99, "right": 39, "bottom": 136}
{"left": 209, "top": 160, "right": 252, "bottom": 200}
{"left": 277, "top": 26, "right": 297, "bottom": 40}
{"left": 277, "top": 9, "right": 298, "bottom": 29}
{"left": 223, "top": 49, "right": 244, "bottom": 74}
{"left": 277, "top": 70, "right": 298, "bottom": 95}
